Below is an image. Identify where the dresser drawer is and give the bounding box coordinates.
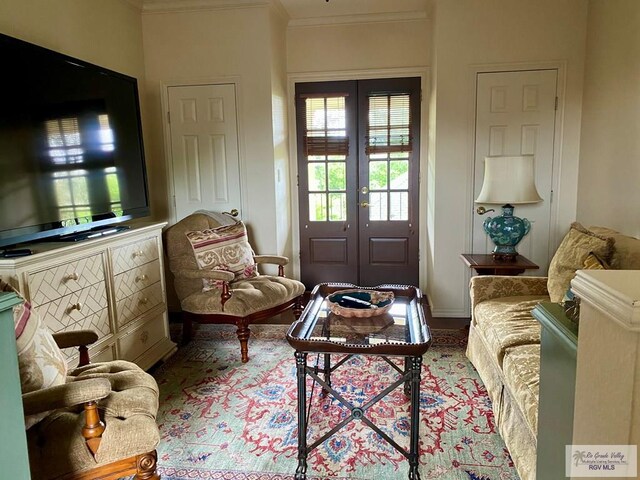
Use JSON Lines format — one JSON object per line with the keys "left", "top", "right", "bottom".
{"left": 118, "top": 314, "right": 167, "bottom": 363}
{"left": 115, "top": 282, "right": 164, "bottom": 328}
{"left": 111, "top": 237, "right": 159, "bottom": 275}
{"left": 113, "top": 259, "right": 162, "bottom": 302}
{"left": 28, "top": 253, "right": 105, "bottom": 305}
{"left": 36, "top": 282, "right": 109, "bottom": 332}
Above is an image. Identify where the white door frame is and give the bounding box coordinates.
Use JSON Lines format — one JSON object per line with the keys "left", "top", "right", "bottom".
{"left": 463, "top": 60, "right": 567, "bottom": 313}
{"left": 287, "top": 66, "right": 430, "bottom": 291}
{"left": 160, "top": 76, "right": 247, "bottom": 226}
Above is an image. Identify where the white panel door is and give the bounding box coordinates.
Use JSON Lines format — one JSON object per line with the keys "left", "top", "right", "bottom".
{"left": 473, "top": 69, "right": 558, "bottom": 274}
{"left": 168, "top": 84, "right": 241, "bottom": 221}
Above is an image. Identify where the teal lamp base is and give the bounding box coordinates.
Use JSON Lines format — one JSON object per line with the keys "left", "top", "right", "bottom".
{"left": 482, "top": 204, "right": 531, "bottom": 261}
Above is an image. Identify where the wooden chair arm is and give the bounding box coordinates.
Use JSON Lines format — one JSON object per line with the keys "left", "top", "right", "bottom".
{"left": 52, "top": 330, "right": 99, "bottom": 349}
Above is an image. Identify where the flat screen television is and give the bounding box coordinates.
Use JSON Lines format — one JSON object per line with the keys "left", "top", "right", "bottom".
{"left": 0, "top": 33, "right": 150, "bottom": 249}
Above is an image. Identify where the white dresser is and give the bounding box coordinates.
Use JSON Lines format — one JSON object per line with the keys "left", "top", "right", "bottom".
{"left": 0, "top": 222, "right": 176, "bottom": 370}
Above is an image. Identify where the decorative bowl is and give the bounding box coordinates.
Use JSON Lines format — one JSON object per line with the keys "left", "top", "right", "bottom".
{"left": 326, "top": 289, "right": 395, "bottom": 318}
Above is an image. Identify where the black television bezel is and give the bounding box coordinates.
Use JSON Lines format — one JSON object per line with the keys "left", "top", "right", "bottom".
{"left": 0, "top": 33, "right": 150, "bottom": 249}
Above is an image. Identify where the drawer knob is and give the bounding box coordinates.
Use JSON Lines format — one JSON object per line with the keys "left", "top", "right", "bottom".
{"left": 135, "top": 274, "right": 149, "bottom": 283}
{"left": 68, "top": 302, "right": 83, "bottom": 313}
{"left": 64, "top": 272, "right": 79, "bottom": 282}
{"left": 140, "top": 297, "right": 149, "bottom": 305}
{"left": 132, "top": 250, "right": 144, "bottom": 258}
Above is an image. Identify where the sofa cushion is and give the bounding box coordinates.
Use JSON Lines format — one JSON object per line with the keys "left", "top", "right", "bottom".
{"left": 547, "top": 222, "right": 614, "bottom": 302}
{"left": 474, "top": 296, "right": 546, "bottom": 367}
{"left": 502, "top": 344, "right": 541, "bottom": 435}
{"left": 589, "top": 226, "right": 640, "bottom": 270}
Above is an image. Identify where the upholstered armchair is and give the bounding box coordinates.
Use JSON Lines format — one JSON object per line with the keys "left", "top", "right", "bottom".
{"left": 164, "top": 213, "right": 305, "bottom": 363}
{"left": 8, "top": 279, "right": 161, "bottom": 480}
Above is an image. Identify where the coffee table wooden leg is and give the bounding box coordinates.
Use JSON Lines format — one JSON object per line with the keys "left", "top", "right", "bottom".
{"left": 295, "top": 351, "right": 308, "bottom": 480}
{"left": 408, "top": 355, "right": 422, "bottom": 480}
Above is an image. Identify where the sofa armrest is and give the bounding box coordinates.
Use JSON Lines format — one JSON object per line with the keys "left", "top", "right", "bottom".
{"left": 470, "top": 275, "right": 549, "bottom": 314}
{"left": 22, "top": 378, "right": 111, "bottom": 416}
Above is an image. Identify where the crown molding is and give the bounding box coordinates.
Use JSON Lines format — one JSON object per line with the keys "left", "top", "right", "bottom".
{"left": 142, "top": 0, "right": 270, "bottom": 14}
{"left": 288, "top": 10, "right": 428, "bottom": 28}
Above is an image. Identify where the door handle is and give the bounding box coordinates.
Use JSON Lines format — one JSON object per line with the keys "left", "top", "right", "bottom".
{"left": 360, "top": 202, "right": 369, "bottom": 208}
{"left": 476, "top": 206, "right": 495, "bottom": 215}
{"left": 223, "top": 208, "right": 239, "bottom": 217}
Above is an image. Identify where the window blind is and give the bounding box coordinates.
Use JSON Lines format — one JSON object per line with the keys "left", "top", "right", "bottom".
{"left": 366, "top": 94, "right": 412, "bottom": 154}
{"left": 303, "top": 96, "right": 349, "bottom": 156}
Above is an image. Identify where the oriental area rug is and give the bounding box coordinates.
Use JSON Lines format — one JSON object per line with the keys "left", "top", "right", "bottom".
{"left": 151, "top": 324, "right": 519, "bottom": 480}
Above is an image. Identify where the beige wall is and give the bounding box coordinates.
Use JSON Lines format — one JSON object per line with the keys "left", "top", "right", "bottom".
{"left": 428, "top": 0, "right": 588, "bottom": 316}
{"left": 270, "top": 7, "right": 292, "bottom": 259}
{"left": 0, "top": 0, "right": 144, "bottom": 80}
{"left": 287, "top": 18, "right": 430, "bottom": 73}
{"left": 141, "top": 7, "right": 281, "bottom": 255}
{"left": 577, "top": 0, "right": 640, "bottom": 238}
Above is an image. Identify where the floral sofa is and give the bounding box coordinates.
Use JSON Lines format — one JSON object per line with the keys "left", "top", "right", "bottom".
{"left": 466, "top": 224, "right": 640, "bottom": 480}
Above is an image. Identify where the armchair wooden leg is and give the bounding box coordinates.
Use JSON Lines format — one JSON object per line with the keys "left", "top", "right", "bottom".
{"left": 182, "top": 313, "right": 193, "bottom": 344}
{"left": 82, "top": 400, "right": 105, "bottom": 455}
{"left": 134, "top": 450, "right": 159, "bottom": 480}
{"left": 236, "top": 319, "right": 250, "bottom": 363}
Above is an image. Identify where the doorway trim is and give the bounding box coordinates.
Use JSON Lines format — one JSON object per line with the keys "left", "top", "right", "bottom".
{"left": 287, "top": 66, "right": 430, "bottom": 290}
{"left": 159, "top": 75, "right": 247, "bottom": 226}
{"left": 463, "top": 60, "right": 567, "bottom": 314}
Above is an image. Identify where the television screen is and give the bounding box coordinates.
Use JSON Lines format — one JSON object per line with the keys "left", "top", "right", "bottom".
{"left": 0, "top": 33, "right": 150, "bottom": 248}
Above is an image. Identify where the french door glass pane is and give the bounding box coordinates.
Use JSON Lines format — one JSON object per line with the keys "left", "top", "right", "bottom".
{"left": 308, "top": 163, "right": 326, "bottom": 191}
{"left": 309, "top": 193, "right": 327, "bottom": 221}
{"left": 390, "top": 191, "right": 408, "bottom": 220}
{"left": 327, "top": 162, "right": 346, "bottom": 191}
{"left": 389, "top": 160, "right": 409, "bottom": 189}
{"left": 369, "top": 161, "right": 388, "bottom": 190}
{"left": 328, "top": 193, "right": 346, "bottom": 221}
{"left": 369, "top": 192, "right": 388, "bottom": 221}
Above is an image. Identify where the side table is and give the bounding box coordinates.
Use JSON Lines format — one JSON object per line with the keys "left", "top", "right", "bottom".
{"left": 286, "top": 283, "right": 431, "bottom": 480}
{"left": 460, "top": 253, "right": 539, "bottom": 276}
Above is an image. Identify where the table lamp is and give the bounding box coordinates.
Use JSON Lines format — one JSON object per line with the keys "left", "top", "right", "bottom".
{"left": 475, "top": 155, "right": 542, "bottom": 260}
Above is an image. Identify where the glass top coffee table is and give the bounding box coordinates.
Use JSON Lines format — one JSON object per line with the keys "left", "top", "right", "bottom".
{"left": 286, "top": 283, "right": 432, "bottom": 480}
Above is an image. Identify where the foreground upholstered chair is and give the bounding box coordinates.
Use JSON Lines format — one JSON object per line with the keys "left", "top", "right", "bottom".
{"left": 7, "top": 280, "right": 161, "bottom": 480}
{"left": 164, "top": 213, "right": 305, "bottom": 363}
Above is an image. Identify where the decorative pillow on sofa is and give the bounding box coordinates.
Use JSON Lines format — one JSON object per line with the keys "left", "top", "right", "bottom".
{"left": 547, "top": 223, "right": 614, "bottom": 303}
{"left": 186, "top": 221, "right": 258, "bottom": 290}
{"left": 562, "top": 252, "right": 609, "bottom": 302}
{"left": 1, "top": 280, "right": 68, "bottom": 429}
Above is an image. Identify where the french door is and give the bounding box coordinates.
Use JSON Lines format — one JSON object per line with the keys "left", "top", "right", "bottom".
{"left": 296, "top": 78, "right": 421, "bottom": 289}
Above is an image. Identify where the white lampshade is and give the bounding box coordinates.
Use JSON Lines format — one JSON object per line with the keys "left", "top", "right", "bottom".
{"left": 475, "top": 155, "right": 543, "bottom": 205}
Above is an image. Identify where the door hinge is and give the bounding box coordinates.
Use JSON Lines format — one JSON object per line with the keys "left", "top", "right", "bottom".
{"left": 297, "top": 174, "right": 299, "bottom": 187}
{"left": 167, "top": 111, "right": 171, "bottom": 123}
{"left": 554, "top": 96, "right": 558, "bottom": 111}
{"left": 550, "top": 190, "right": 554, "bottom": 203}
